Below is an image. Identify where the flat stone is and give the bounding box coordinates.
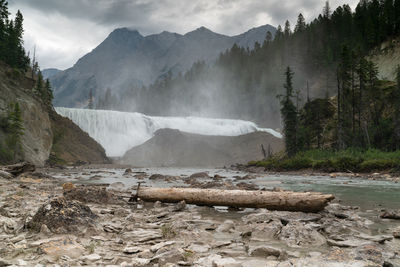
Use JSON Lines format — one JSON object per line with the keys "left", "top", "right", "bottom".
{"left": 150, "top": 241, "right": 176, "bottom": 253}
{"left": 195, "top": 254, "right": 222, "bottom": 267}
{"left": 131, "top": 258, "right": 151, "bottom": 266}
{"left": 212, "top": 241, "right": 232, "bottom": 248}
{"left": 16, "top": 259, "right": 28, "bottom": 266}
{"left": 357, "top": 233, "right": 393, "bottom": 243}
{"left": 327, "top": 238, "right": 371, "bottom": 248}
{"left": 81, "top": 254, "right": 101, "bottom": 261}
{"left": 123, "top": 229, "right": 162, "bottom": 242}
{"left": 242, "top": 259, "right": 278, "bottom": 267}
{"left": 212, "top": 257, "right": 241, "bottom": 267}
{"left": 123, "top": 246, "right": 142, "bottom": 254}
{"left": 248, "top": 245, "right": 281, "bottom": 257}
{"left": 151, "top": 249, "right": 183, "bottom": 265}
{"left": 39, "top": 238, "right": 85, "bottom": 259}
{"left": 187, "top": 243, "right": 210, "bottom": 253}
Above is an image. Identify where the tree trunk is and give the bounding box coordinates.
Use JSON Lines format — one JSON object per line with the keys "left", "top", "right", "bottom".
{"left": 137, "top": 187, "right": 334, "bottom": 213}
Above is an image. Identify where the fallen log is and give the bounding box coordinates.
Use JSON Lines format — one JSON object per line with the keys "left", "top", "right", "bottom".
{"left": 137, "top": 187, "right": 334, "bottom": 212}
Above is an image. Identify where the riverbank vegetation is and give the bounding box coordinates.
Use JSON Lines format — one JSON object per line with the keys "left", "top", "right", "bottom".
{"left": 249, "top": 149, "right": 400, "bottom": 172}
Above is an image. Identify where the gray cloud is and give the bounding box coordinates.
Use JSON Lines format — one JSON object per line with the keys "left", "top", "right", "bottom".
{"left": 8, "top": 0, "right": 358, "bottom": 69}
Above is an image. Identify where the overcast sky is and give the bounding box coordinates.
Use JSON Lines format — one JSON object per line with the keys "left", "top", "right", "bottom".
{"left": 9, "top": 0, "right": 358, "bottom": 70}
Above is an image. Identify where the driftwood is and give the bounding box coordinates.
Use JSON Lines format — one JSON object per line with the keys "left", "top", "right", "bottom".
{"left": 1, "top": 162, "right": 35, "bottom": 176}
{"left": 136, "top": 187, "right": 334, "bottom": 212}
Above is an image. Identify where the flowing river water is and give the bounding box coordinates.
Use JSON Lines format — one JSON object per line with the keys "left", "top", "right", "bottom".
{"left": 49, "top": 166, "right": 400, "bottom": 234}
{"left": 49, "top": 167, "right": 400, "bottom": 210}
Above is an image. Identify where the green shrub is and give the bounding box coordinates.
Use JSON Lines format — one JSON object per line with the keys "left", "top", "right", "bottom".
{"left": 248, "top": 148, "right": 400, "bottom": 173}
{"left": 280, "top": 157, "right": 312, "bottom": 170}
{"left": 359, "top": 159, "right": 398, "bottom": 172}
{"left": 331, "top": 156, "right": 363, "bottom": 171}
{"left": 312, "top": 159, "right": 334, "bottom": 172}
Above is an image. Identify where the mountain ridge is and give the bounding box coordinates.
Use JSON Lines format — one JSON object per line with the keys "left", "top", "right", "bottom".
{"left": 50, "top": 24, "right": 276, "bottom": 107}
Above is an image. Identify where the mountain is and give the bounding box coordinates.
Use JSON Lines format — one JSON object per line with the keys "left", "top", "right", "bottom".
{"left": 50, "top": 25, "right": 276, "bottom": 107}
{"left": 120, "top": 128, "right": 283, "bottom": 167}
{"left": 42, "top": 68, "right": 62, "bottom": 79}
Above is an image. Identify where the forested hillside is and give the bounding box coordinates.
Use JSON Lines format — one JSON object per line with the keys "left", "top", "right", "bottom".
{"left": 99, "top": 0, "right": 400, "bottom": 129}
{"left": 0, "top": 0, "right": 29, "bottom": 70}
{"left": 0, "top": 0, "right": 108, "bottom": 165}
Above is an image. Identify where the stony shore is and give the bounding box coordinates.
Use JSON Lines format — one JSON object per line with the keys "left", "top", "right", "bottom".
{"left": 233, "top": 164, "right": 400, "bottom": 183}
{"left": 0, "top": 167, "right": 399, "bottom": 267}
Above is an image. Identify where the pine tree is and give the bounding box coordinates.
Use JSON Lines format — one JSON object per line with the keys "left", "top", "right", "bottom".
{"left": 44, "top": 78, "right": 53, "bottom": 104}
{"left": 294, "top": 13, "right": 306, "bottom": 33}
{"left": 274, "top": 25, "right": 284, "bottom": 42}
{"left": 35, "top": 70, "right": 44, "bottom": 96}
{"left": 280, "top": 67, "right": 298, "bottom": 157}
{"left": 265, "top": 31, "right": 273, "bottom": 43}
{"left": 323, "top": 1, "right": 331, "bottom": 18}
{"left": 284, "top": 20, "right": 292, "bottom": 38}
{"left": 8, "top": 102, "right": 24, "bottom": 159}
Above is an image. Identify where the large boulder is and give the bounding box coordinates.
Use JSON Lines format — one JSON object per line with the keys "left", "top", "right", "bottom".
{"left": 27, "top": 197, "right": 98, "bottom": 234}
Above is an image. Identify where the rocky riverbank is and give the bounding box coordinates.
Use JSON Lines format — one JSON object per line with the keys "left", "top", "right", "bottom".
{"left": 0, "top": 166, "right": 399, "bottom": 266}
{"left": 232, "top": 164, "right": 400, "bottom": 183}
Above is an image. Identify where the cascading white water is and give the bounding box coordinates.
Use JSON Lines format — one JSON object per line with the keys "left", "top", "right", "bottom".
{"left": 55, "top": 107, "right": 282, "bottom": 157}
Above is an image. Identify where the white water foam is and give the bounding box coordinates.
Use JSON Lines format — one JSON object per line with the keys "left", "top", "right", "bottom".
{"left": 55, "top": 107, "right": 282, "bottom": 157}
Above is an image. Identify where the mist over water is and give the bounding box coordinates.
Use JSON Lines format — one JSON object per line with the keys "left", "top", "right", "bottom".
{"left": 55, "top": 107, "right": 282, "bottom": 157}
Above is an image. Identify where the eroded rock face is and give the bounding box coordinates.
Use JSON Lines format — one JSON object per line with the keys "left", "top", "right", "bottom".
{"left": 0, "top": 63, "right": 52, "bottom": 166}
{"left": 27, "top": 197, "right": 98, "bottom": 233}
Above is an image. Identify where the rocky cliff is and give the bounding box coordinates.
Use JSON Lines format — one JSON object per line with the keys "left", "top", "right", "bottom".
{"left": 120, "top": 128, "right": 283, "bottom": 167}
{"left": 0, "top": 61, "right": 109, "bottom": 166}
{"left": 0, "top": 62, "right": 52, "bottom": 165}
{"left": 370, "top": 37, "right": 400, "bottom": 81}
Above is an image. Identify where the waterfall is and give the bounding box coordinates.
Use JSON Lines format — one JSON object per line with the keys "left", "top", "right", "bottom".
{"left": 55, "top": 107, "right": 282, "bottom": 157}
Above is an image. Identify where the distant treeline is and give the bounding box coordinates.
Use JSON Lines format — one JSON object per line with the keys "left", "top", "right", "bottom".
{"left": 98, "top": 0, "right": 400, "bottom": 129}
